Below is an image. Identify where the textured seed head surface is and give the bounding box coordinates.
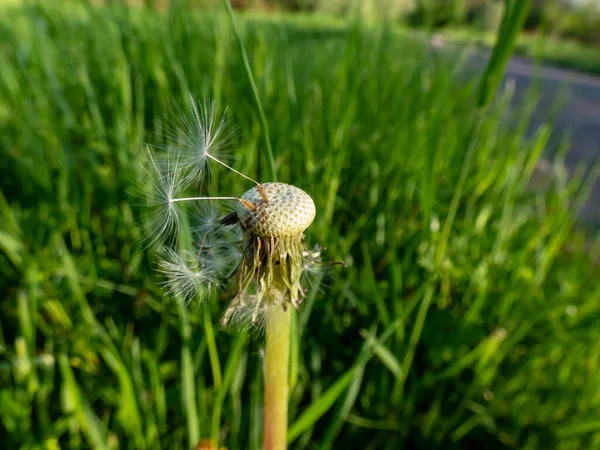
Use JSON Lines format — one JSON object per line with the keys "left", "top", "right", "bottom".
{"left": 236, "top": 182, "right": 316, "bottom": 237}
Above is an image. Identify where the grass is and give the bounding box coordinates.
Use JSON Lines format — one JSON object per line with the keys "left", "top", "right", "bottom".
{"left": 439, "top": 26, "right": 600, "bottom": 76}
{"left": 1, "top": 2, "right": 600, "bottom": 449}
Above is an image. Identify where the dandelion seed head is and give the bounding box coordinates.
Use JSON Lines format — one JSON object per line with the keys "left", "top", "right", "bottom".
{"left": 224, "top": 184, "right": 318, "bottom": 325}
{"left": 236, "top": 182, "right": 316, "bottom": 237}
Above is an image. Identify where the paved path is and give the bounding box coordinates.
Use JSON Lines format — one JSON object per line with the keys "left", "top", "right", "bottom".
{"left": 467, "top": 51, "right": 600, "bottom": 226}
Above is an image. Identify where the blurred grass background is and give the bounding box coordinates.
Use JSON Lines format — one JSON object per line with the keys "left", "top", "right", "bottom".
{"left": 1, "top": 1, "right": 600, "bottom": 449}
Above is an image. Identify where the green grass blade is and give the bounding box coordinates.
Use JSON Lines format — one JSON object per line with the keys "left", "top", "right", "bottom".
{"left": 359, "top": 329, "right": 402, "bottom": 378}
{"left": 288, "top": 320, "right": 401, "bottom": 444}
{"left": 397, "top": 284, "right": 434, "bottom": 399}
{"left": 58, "top": 354, "right": 109, "bottom": 450}
{"left": 318, "top": 362, "right": 365, "bottom": 449}
{"left": 178, "top": 302, "right": 199, "bottom": 448}
{"left": 287, "top": 365, "right": 358, "bottom": 444}
{"left": 222, "top": 0, "right": 277, "bottom": 181}
{"left": 477, "top": 0, "right": 533, "bottom": 108}
{"left": 211, "top": 332, "right": 247, "bottom": 447}
{"left": 204, "top": 307, "right": 222, "bottom": 390}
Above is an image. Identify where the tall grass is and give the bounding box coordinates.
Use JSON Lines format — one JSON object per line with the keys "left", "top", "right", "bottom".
{"left": 1, "top": 2, "right": 600, "bottom": 449}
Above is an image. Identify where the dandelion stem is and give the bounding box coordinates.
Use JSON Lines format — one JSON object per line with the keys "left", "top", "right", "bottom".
{"left": 264, "top": 305, "right": 291, "bottom": 450}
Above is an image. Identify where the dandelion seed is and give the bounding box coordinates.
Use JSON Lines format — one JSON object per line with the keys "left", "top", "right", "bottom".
{"left": 140, "top": 143, "right": 256, "bottom": 247}
{"left": 160, "top": 97, "right": 235, "bottom": 186}
{"left": 191, "top": 203, "right": 224, "bottom": 241}
{"left": 221, "top": 294, "right": 273, "bottom": 335}
{"left": 190, "top": 204, "right": 243, "bottom": 277}
{"left": 158, "top": 247, "right": 218, "bottom": 304}
{"left": 163, "top": 95, "right": 268, "bottom": 195}
{"left": 301, "top": 244, "right": 325, "bottom": 288}
{"left": 142, "top": 148, "right": 189, "bottom": 247}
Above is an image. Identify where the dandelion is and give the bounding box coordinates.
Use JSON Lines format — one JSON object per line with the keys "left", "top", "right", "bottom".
{"left": 153, "top": 180, "right": 318, "bottom": 324}
{"left": 143, "top": 96, "right": 329, "bottom": 450}
{"left": 146, "top": 99, "right": 319, "bottom": 323}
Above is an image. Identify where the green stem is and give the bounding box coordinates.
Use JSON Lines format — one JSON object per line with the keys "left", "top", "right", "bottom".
{"left": 204, "top": 308, "right": 222, "bottom": 390}
{"left": 222, "top": 0, "right": 277, "bottom": 181}
{"left": 178, "top": 302, "right": 199, "bottom": 447}
{"left": 263, "top": 306, "right": 291, "bottom": 450}
{"left": 477, "top": 0, "right": 532, "bottom": 108}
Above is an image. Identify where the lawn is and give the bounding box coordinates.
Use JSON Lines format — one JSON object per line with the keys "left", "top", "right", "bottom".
{"left": 1, "top": 2, "right": 600, "bottom": 449}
